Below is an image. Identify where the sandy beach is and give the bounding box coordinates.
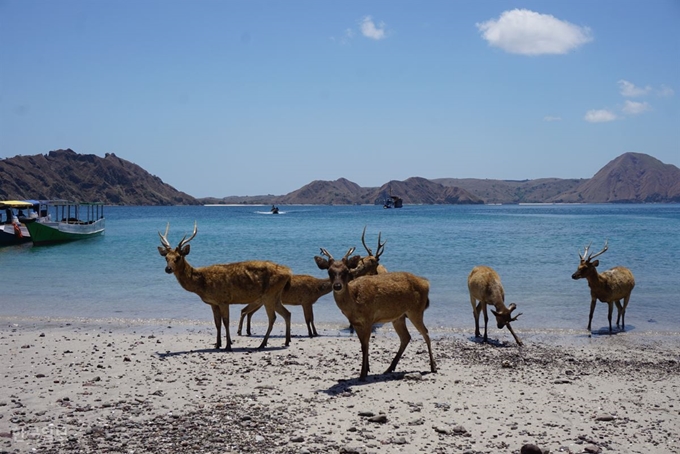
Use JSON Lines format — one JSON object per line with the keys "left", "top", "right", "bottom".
{"left": 1, "top": 317, "right": 679, "bottom": 454}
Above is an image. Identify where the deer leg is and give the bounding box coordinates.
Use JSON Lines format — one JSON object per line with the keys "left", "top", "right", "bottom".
{"left": 621, "top": 294, "right": 631, "bottom": 330}
{"left": 258, "top": 299, "right": 278, "bottom": 350}
{"left": 607, "top": 301, "right": 614, "bottom": 333}
{"left": 406, "top": 311, "right": 437, "bottom": 373}
{"left": 386, "top": 315, "right": 411, "bottom": 374}
{"left": 615, "top": 300, "right": 623, "bottom": 328}
{"left": 302, "top": 303, "right": 318, "bottom": 337}
{"left": 482, "top": 304, "right": 490, "bottom": 342}
{"left": 587, "top": 298, "right": 597, "bottom": 331}
{"left": 246, "top": 312, "right": 253, "bottom": 336}
{"left": 505, "top": 322, "right": 523, "bottom": 347}
{"left": 471, "top": 297, "right": 482, "bottom": 338}
{"left": 354, "top": 324, "right": 373, "bottom": 380}
{"left": 237, "top": 307, "right": 247, "bottom": 336}
{"left": 275, "top": 299, "right": 292, "bottom": 346}
{"left": 219, "top": 305, "right": 232, "bottom": 351}
{"left": 211, "top": 305, "right": 222, "bottom": 349}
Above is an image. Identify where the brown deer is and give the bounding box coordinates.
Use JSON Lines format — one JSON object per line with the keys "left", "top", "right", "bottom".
{"left": 468, "top": 266, "right": 523, "bottom": 346}
{"left": 238, "top": 226, "right": 388, "bottom": 338}
{"left": 157, "top": 221, "right": 292, "bottom": 350}
{"left": 571, "top": 240, "right": 635, "bottom": 333}
{"left": 237, "top": 274, "right": 332, "bottom": 338}
{"left": 315, "top": 248, "right": 436, "bottom": 380}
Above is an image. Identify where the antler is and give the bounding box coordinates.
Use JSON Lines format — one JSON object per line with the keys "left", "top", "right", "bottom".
{"left": 375, "top": 231, "right": 386, "bottom": 259}
{"left": 361, "top": 226, "right": 373, "bottom": 256}
{"left": 343, "top": 247, "right": 356, "bottom": 260}
{"left": 361, "top": 226, "right": 387, "bottom": 259}
{"left": 158, "top": 222, "right": 171, "bottom": 249}
{"left": 587, "top": 239, "right": 609, "bottom": 261}
{"left": 319, "top": 248, "right": 334, "bottom": 261}
{"left": 578, "top": 241, "right": 592, "bottom": 261}
{"left": 508, "top": 303, "right": 522, "bottom": 322}
{"left": 178, "top": 221, "right": 198, "bottom": 249}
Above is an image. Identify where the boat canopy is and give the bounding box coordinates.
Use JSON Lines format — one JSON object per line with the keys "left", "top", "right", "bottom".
{"left": 0, "top": 200, "right": 34, "bottom": 208}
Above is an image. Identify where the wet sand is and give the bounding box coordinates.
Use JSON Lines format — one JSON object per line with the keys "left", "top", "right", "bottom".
{"left": 1, "top": 316, "right": 679, "bottom": 454}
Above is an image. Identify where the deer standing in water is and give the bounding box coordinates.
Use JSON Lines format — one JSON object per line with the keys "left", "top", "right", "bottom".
{"left": 238, "top": 226, "right": 388, "bottom": 337}
{"left": 158, "top": 222, "right": 292, "bottom": 350}
{"left": 468, "top": 266, "right": 523, "bottom": 346}
{"left": 315, "top": 247, "right": 436, "bottom": 380}
{"left": 571, "top": 240, "right": 635, "bottom": 333}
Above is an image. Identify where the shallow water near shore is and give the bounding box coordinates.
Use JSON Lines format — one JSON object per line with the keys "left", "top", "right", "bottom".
{"left": 1, "top": 204, "right": 679, "bottom": 337}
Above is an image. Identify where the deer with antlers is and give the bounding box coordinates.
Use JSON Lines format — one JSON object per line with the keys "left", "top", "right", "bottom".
{"left": 572, "top": 240, "right": 635, "bottom": 333}
{"left": 315, "top": 247, "right": 436, "bottom": 380}
{"left": 468, "top": 266, "right": 523, "bottom": 346}
{"left": 237, "top": 226, "right": 388, "bottom": 338}
{"left": 157, "top": 221, "right": 293, "bottom": 350}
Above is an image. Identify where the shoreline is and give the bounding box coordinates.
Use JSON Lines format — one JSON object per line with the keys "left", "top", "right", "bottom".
{"left": 1, "top": 317, "right": 679, "bottom": 453}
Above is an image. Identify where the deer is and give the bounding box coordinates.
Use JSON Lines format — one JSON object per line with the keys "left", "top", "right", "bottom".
{"left": 571, "top": 240, "right": 635, "bottom": 333}
{"left": 468, "top": 266, "right": 523, "bottom": 346}
{"left": 315, "top": 247, "right": 436, "bottom": 380}
{"left": 237, "top": 226, "right": 388, "bottom": 338}
{"left": 157, "top": 221, "right": 293, "bottom": 350}
{"left": 237, "top": 274, "right": 332, "bottom": 338}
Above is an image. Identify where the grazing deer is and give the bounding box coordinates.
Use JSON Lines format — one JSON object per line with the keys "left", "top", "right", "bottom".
{"left": 238, "top": 226, "right": 388, "bottom": 338}
{"left": 157, "top": 222, "right": 292, "bottom": 350}
{"left": 571, "top": 240, "right": 635, "bottom": 333}
{"left": 468, "top": 266, "right": 523, "bottom": 346}
{"left": 315, "top": 248, "right": 436, "bottom": 380}
{"left": 237, "top": 274, "right": 332, "bottom": 338}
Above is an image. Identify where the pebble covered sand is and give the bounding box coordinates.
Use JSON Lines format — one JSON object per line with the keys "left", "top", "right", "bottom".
{"left": 1, "top": 317, "right": 679, "bottom": 454}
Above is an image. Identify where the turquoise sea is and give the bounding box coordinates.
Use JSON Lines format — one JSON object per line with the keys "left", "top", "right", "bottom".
{"left": 1, "top": 204, "right": 679, "bottom": 337}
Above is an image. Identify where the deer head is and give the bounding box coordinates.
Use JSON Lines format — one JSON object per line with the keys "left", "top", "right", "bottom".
{"left": 490, "top": 303, "right": 522, "bottom": 329}
{"left": 349, "top": 226, "right": 386, "bottom": 277}
{"left": 572, "top": 240, "right": 608, "bottom": 280}
{"left": 157, "top": 221, "right": 198, "bottom": 274}
{"left": 314, "top": 247, "right": 362, "bottom": 292}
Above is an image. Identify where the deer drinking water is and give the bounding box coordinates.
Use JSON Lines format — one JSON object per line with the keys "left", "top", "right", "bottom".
{"left": 571, "top": 240, "right": 635, "bottom": 333}
{"left": 157, "top": 221, "right": 293, "bottom": 350}
{"left": 315, "top": 247, "right": 436, "bottom": 380}
{"left": 237, "top": 226, "right": 388, "bottom": 338}
{"left": 468, "top": 266, "right": 523, "bottom": 346}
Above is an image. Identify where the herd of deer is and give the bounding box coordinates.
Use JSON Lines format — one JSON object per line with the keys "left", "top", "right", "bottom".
{"left": 158, "top": 222, "right": 635, "bottom": 380}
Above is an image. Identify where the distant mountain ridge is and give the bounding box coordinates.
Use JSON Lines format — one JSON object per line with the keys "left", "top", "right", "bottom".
{"left": 0, "top": 149, "right": 198, "bottom": 205}
{"left": 1, "top": 150, "right": 677, "bottom": 205}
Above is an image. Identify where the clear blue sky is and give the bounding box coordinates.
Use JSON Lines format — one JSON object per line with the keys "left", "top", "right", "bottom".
{"left": 1, "top": 1, "right": 678, "bottom": 198}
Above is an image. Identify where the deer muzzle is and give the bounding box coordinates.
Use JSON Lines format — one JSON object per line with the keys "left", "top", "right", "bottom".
{"left": 332, "top": 282, "right": 343, "bottom": 292}
{"left": 165, "top": 267, "right": 173, "bottom": 274}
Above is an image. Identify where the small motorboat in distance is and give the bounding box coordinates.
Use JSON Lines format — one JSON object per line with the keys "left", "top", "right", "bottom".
{"left": 270, "top": 205, "right": 280, "bottom": 214}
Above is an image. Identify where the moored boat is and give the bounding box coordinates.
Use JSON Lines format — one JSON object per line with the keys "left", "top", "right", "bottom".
{"left": 25, "top": 200, "right": 105, "bottom": 245}
{"left": 0, "top": 200, "right": 33, "bottom": 246}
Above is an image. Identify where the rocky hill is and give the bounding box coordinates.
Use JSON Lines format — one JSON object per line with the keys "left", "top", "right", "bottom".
{"left": 2, "top": 149, "right": 677, "bottom": 205}
{"left": 550, "top": 153, "right": 680, "bottom": 203}
{"left": 433, "top": 178, "right": 586, "bottom": 204}
{"left": 0, "top": 149, "right": 198, "bottom": 205}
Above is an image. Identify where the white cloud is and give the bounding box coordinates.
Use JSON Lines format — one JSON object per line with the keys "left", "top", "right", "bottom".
{"left": 360, "top": 16, "right": 387, "bottom": 40}
{"left": 658, "top": 85, "right": 675, "bottom": 97}
{"left": 543, "top": 116, "right": 562, "bottom": 122}
{"left": 476, "top": 9, "right": 593, "bottom": 56}
{"left": 618, "top": 80, "right": 652, "bottom": 97}
{"left": 584, "top": 109, "right": 617, "bottom": 123}
{"left": 622, "top": 100, "right": 651, "bottom": 115}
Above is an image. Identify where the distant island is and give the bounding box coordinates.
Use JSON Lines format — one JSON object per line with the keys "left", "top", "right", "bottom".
{"left": 1, "top": 149, "right": 678, "bottom": 205}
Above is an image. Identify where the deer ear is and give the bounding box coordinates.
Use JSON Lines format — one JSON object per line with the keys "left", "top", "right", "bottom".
{"left": 314, "top": 256, "right": 330, "bottom": 270}
{"left": 592, "top": 259, "right": 599, "bottom": 267}
{"left": 347, "top": 255, "right": 362, "bottom": 269}
{"left": 180, "top": 244, "right": 191, "bottom": 256}
{"left": 158, "top": 246, "right": 168, "bottom": 256}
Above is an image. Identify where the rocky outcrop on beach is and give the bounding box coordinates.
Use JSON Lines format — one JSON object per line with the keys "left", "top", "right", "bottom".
{"left": 0, "top": 149, "right": 198, "bottom": 205}
{"left": 1, "top": 319, "right": 678, "bottom": 453}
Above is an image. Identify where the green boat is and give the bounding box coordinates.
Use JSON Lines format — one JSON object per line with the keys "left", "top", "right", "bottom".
{"left": 25, "top": 201, "right": 105, "bottom": 245}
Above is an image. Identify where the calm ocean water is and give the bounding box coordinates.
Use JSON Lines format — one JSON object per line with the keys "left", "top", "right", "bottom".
{"left": 1, "top": 204, "right": 679, "bottom": 336}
